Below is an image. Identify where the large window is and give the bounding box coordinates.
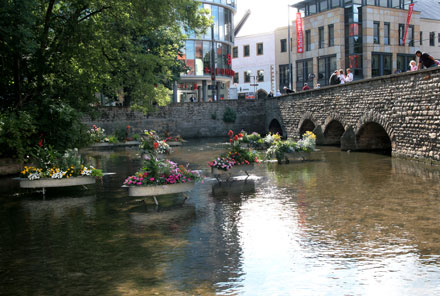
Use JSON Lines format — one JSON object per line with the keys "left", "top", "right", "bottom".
{"left": 306, "top": 30, "right": 311, "bottom": 51}
{"left": 399, "top": 24, "right": 405, "bottom": 46}
{"left": 257, "top": 70, "right": 264, "bottom": 82}
{"left": 372, "top": 52, "right": 392, "bottom": 77}
{"left": 319, "top": 0, "right": 328, "bottom": 11}
{"left": 397, "top": 54, "right": 416, "bottom": 73}
{"left": 331, "top": 0, "right": 340, "bottom": 8}
{"left": 430, "top": 32, "right": 435, "bottom": 46}
{"left": 408, "top": 25, "right": 414, "bottom": 47}
{"left": 296, "top": 59, "right": 313, "bottom": 91}
{"left": 373, "top": 22, "right": 380, "bottom": 44}
{"left": 232, "top": 46, "right": 238, "bottom": 58}
{"left": 384, "top": 22, "right": 390, "bottom": 45}
{"left": 233, "top": 72, "right": 239, "bottom": 84}
{"left": 319, "top": 27, "right": 325, "bottom": 49}
{"left": 257, "top": 43, "right": 264, "bottom": 55}
{"left": 318, "top": 55, "right": 337, "bottom": 86}
{"left": 328, "top": 24, "right": 334, "bottom": 47}
{"left": 279, "top": 64, "right": 289, "bottom": 90}
{"left": 280, "top": 39, "right": 287, "bottom": 52}
{"left": 243, "top": 45, "right": 250, "bottom": 57}
{"left": 244, "top": 71, "right": 250, "bottom": 83}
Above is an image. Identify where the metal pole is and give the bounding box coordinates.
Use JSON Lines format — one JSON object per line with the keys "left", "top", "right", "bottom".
{"left": 211, "top": 25, "right": 216, "bottom": 101}
{"left": 287, "top": 5, "right": 292, "bottom": 90}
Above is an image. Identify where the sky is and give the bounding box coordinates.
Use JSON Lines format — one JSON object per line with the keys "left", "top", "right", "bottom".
{"left": 235, "top": 0, "right": 301, "bottom": 37}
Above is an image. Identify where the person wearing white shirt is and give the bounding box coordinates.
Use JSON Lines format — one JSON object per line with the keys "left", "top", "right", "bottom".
{"left": 339, "top": 69, "right": 346, "bottom": 84}
{"left": 345, "top": 68, "right": 353, "bottom": 82}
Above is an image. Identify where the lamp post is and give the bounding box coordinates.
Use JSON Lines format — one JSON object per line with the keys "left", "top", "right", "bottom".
{"left": 287, "top": 4, "right": 295, "bottom": 90}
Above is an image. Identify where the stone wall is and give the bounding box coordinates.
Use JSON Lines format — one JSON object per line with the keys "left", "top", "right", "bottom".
{"left": 264, "top": 67, "right": 440, "bottom": 163}
{"left": 83, "top": 99, "right": 266, "bottom": 138}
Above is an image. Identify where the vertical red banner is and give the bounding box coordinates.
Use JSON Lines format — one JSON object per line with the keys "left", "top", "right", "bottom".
{"left": 402, "top": 3, "right": 414, "bottom": 45}
{"left": 296, "top": 13, "right": 304, "bottom": 53}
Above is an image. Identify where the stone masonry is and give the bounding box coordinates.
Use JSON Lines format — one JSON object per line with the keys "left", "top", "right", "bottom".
{"left": 85, "top": 67, "right": 440, "bottom": 163}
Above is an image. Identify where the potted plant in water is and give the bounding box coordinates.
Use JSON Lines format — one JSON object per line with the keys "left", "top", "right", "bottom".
{"left": 140, "top": 130, "right": 171, "bottom": 159}
{"left": 18, "top": 146, "right": 103, "bottom": 194}
{"left": 266, "top": 131, "right": 316, "bottom": 164}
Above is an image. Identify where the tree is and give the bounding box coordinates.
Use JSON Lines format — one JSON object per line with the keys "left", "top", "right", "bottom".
{"left": 0, "top": 0, "right": 210, "bottom": 159}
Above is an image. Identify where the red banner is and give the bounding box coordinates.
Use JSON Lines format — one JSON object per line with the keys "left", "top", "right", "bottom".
{"left": 296, "top": 13, "right": 304, "bottom": 53}
{"left": 402, "top": 3, "right": 414, "bottom": 45}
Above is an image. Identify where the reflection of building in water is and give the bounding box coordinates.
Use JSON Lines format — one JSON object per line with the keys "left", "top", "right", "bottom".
{"left": 22, "top": 196, "right": 96, "bottom": 220}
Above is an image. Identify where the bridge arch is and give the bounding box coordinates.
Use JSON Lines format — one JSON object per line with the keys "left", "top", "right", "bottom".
{"left": 268, "top": 118, "right": 284, "bottom": 137}
{"left": 355, "top": 112, "right": 394, "bottom": 155}
{"left": 323, "top": 120, "right": 345, "bottom": 146}
{"left": 298, "top": 112, "right": 317, "bottom": 138}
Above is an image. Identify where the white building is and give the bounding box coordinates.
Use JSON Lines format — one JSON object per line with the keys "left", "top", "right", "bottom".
{"left": 231, "top": 31, "right": 276, "bottom": 99}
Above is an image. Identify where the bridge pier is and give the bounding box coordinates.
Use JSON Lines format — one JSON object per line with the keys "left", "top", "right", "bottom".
{"left": 341, "top": 127, "right": 356, "bottom": 151}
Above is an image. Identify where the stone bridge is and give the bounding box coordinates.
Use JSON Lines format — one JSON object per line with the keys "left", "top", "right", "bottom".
{"left": 85, "top": 67, "right": 440, "bottom": 163}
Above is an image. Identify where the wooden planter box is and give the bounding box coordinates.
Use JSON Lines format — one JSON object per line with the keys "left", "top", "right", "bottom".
{"left": 19, "top": 176, "right": 96, "bottom": 189}
{"left": 127, "top": 182, "right": 195, "bottom": 197}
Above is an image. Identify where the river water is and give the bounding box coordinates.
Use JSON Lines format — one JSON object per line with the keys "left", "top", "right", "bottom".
{"left": 1, "top": 139, "right": 440, "bottom": 295}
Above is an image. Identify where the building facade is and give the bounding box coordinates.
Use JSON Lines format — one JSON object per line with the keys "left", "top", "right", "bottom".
{"left": 231, "top": 32, "right": 276, "bottom": 99}
{"left": 176, "top": 0, "right": 237, "bottom": 102}
{"left": 275, "top": 0, "right": 440, "bottom": 91}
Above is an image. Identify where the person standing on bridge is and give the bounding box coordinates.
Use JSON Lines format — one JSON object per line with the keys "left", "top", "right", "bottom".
{"left": 345, "top": 68, "right": 353, "bottom": 82}
{"left": 329, "top": 70, "right": 340, "bottom": 85}
{"left": 302, "top": 83, "right": 310, "bottom": 91}
{"left": 416, "top": 50, "right": 437, "bottom": 69}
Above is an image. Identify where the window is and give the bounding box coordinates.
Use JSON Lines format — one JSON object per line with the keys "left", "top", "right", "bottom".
{"left": 296, "top": 59, "right": 313, "bottom": 91}
{"left": 365, "top": 0, "right": 375, "bottom": 4}
{"left": 319, "top": 0, "right": 328, "bottom": 11}
{"left": 331, "top": 0, "right": 340, "bottom": 8}
{"left": 397, "top": 54, "right": 416, "bottom": 73}
{"left": 308, "top": 3, "right": 317, "bottom": 15}
{"left": 306, "top": 30, "right": 311, "bottom": 51}
{"left": 318, "top": 55, "right": 337, "bottom": 86}
{"left": 232, "top": 46, "right": 238, "bottom": 58}
{"left": 243, "top": 45, "right": 250, "bottom": 57}
{"left": 280, "top": 39, "right": 287, "bottom": 52}
{"left": 279, "top": 64, "right": 289, "bottom": 90}
{"left": 438, "top": 33, "right": 440, "bottom": 44}
{"left": 384, "top": 22, "right": 390, "bottom": 45}
{"left": 377, "top": 0, "right": 388, "bottom": 7}
{"left": 328, "top": 24, "right": 334, "bottom": 47}
{"left": 373, "top": 22, "right": 380, "bottom": 44}
{"left": 399, "top": 24, "right": 405, "bottom": 45}
{"left": 430, "top": 32, "right": 435, "bottom": 46}
{"left": 257, "top": 70, "right": 264, "bottom": 82}
{"left": 371, "top": 52, "right": 392, "bottom": 77}
{"left": 408, "top": 25, "right": 414, "bottom": 47}
{"left": 319, "top": 27, "right": 325, "bottom": 48}
{"left": 233, "top": 72, "right": 239, "bottom": 84}
{"left": 244, "top": 71, "right": 250, "bottom": 83}
{"left": 257, "top": 43, "right": 264, "bottom": 55}
{"left": 420, "top": 31, "right": 423, "bottom": 46}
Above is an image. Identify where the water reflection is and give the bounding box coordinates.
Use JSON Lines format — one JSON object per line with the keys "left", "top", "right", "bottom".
{"left": 1, "top": 143, "right": 440, "bottom": 295}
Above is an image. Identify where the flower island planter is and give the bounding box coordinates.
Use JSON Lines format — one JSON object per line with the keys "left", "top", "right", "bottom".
{"left": 125, "top": 182, "right": 195, "bottom": 206}
{"left": 90, "top": 141, "right": 140, "bottom": 150}
{"left": 19, "top": 176, "right": 96, "bottom": 196}
{"left": 166, "top": 141, "right": 183, "bottom": 147}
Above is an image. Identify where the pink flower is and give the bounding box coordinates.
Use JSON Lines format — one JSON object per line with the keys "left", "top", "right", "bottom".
{"left": 150, "top": 177, "right": 155, "bottom": 181}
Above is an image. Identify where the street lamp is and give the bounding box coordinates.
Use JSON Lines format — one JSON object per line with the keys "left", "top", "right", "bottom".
{"left": 287, "top": 4, "right": 295, "bottom": 90}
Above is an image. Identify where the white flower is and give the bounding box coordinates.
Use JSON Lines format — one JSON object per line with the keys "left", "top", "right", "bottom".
{"left": 51, "top": 171, "right": 64, "bottom": 179}
{"left": 28, "top": 172, "right": 41, "bottom": 180}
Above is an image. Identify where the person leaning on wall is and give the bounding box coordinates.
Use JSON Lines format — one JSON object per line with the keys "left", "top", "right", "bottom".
{"left": 415, "top": 50, "right": 437, "bottom": 69}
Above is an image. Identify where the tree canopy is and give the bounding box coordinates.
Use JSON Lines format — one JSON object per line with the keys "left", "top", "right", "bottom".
{"left": 0, "top": 0, "right": 210, "bottom": 158}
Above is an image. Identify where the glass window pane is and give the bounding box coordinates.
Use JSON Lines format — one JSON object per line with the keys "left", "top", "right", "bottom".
{"left": 372, "top": 54, "right": 379, "bottom": 77}
{"left": 331, "top": 0, "right": 340, "bottom": 8}
{"left": 218, "top": 7, "right": 224, "bottom": 41}
{"left": 383, "top": 55, "right": 392, "bottom": 75}
{"left": 212, "top": 5, "right": 219, "bottom": 40}
{"left": 320, "top": 0, "right": 328, "bottom": 11}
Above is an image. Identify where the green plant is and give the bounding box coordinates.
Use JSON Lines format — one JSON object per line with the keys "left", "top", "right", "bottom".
{"left": 108, "top": 136, "right": 118, "bottom": 144}
{"left": 132, "top": 133, "right": 140, "bottom": 141}
{"left": 223, "top": 107, "right": 236, "bottom": 123}
{"left": 211, "top": 112, "right": 217, "bottom": 120}
{"left": 91, "top": 169, "right": 104, "bottom": 177}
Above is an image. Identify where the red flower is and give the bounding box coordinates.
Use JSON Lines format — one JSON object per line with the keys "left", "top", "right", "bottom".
{"left": 234, "top": 135, "right": 239, "bottom": 141}
{"left": 153, "top": 142, "right": 159, "bottom": 149}
{"left": 228, "top": 130, "right": 233, "bottom": 137}
{"left": 126, "top": 125, "right": 130, "bottom": 129}
{"left": 229, "top": 139, "right": 233, "bottom": 143}
{"left": 38, "top": 139, "right": 43, "bottom": 147}
{"left": 93, "top": 124, "right": 97, "bottom": 129}
{"left": 238, "top": 133, "right": 243, "bottom": 138}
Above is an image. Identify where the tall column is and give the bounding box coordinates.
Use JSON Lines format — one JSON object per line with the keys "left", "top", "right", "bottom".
{"left": 173, "top": 81, "right": 178, "bottom": 103}
{"left": 202, "top": 80, "right": 207, "bottom": 102}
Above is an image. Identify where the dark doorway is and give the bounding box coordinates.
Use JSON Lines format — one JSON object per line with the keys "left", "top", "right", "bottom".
{"left": 356, "top": 122, "right": 392, "bottom": 155}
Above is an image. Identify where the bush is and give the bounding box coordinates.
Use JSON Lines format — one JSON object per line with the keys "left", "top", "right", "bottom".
{"left": 223, "top": 107, "right": 236, "bottom": 123}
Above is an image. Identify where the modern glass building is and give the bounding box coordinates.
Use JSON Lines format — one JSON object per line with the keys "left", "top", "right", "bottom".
{"left": 175, "top": 0, "right": 237, "bottom": 102}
